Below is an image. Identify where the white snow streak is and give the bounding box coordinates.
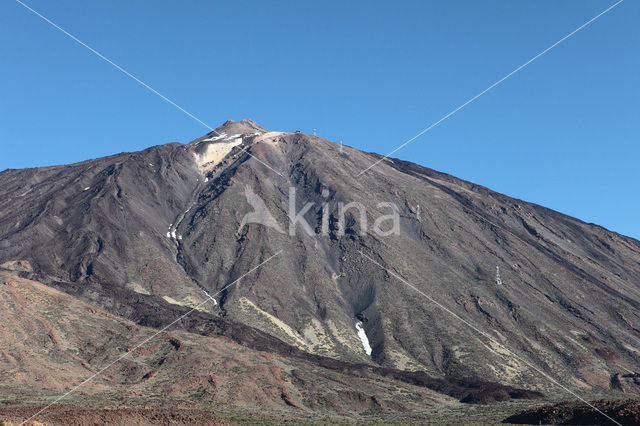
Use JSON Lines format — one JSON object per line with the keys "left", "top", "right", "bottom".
{"left": 167, "top": 229, "right": 181, "bottom": 240}
{"left": 202, "top": 133, "right": 227, "bottom": 142}
{"left": 201, "top": 289, "right": 217, "bottom": 306}
{"left": 355, "top": 322, "right": 372, "bottom": 356}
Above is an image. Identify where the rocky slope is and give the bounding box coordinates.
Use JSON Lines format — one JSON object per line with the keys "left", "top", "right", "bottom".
{"left": 0, "top": 269, "right": 531, "bottom": 424}
{"left": 1, "top": 119, "right": 639, "bottom": 420}
{"left": 0, "top": 272, "right": 455, "bottom": 419}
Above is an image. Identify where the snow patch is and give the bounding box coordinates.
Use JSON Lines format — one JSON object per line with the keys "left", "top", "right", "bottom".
{"left": 83, "top": 187, "right": 90, "bottom": 191}
{"left": 171, "top": 230, "right": 177, "bottom": 239}
{"left": 204, "top": 177, "right": 209, "bottom": 183}
{"left": 225, "top": 133, "right": 242, "bottom": 141}
{"left": 202, "top": 289, "right": 217, "bottom": 306}
{"left": 202, "top": 133, "right": 227, "bottom": 142}
{"left": 355, "top": 322, "right": 372, "bottom": 356}
{"left": 166, "top": 232, "right": 171, "bottom": 238}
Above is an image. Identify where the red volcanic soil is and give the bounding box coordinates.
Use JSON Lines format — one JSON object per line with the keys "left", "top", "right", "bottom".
{"left": 0, "top": 406, "right": 225, "bottom": 426}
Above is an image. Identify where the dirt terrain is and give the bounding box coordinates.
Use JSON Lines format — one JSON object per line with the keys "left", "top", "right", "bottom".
{"left": 0, "top": 406, "right": 225, "bottom": 426}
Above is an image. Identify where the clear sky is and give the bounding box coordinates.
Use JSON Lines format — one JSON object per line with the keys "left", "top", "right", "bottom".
{"left": 1, "top": 1, "right": 638, "bottom": 239}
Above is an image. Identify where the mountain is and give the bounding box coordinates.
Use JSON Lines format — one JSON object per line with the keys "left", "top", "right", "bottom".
{"left": 1, "top": 119, "right": 639, "bottom": 422}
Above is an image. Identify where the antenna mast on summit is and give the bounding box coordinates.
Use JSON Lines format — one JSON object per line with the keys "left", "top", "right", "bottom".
{"left": 313, "top": 128, "right": 317, "bottom": 136}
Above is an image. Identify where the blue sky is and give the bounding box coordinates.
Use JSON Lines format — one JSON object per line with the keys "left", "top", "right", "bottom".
{"left": 1, "top": 1, "right": 638, "bottom": 239}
